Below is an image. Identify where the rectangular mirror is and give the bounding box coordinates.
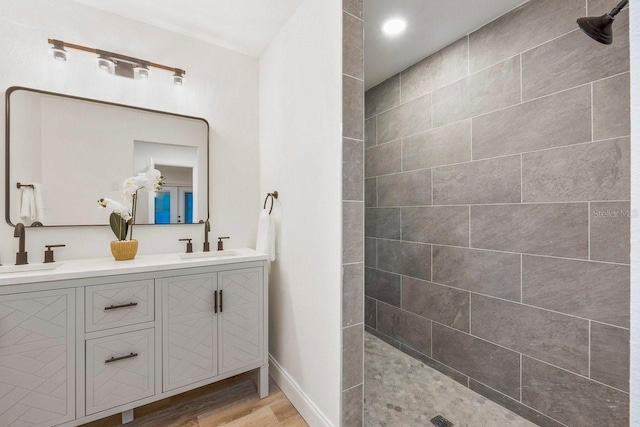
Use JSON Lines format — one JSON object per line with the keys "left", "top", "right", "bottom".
{"left": 6, "top": 87, "right": 209, "bottom": 227}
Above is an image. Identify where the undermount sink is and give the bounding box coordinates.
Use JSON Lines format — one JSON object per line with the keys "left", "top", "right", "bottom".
{"left": 0, "top": 263, "right": 62, "bottom": 274}
{"left": 179, "top": 251, "right": 239, "bottom": 260}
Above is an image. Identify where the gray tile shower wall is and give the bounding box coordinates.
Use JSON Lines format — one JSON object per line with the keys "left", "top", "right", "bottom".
{"left": 342, "top": 0, "right": 364, "bottom": 425}
{"left": 363, "top": 1, "right": 630, "bottom": 425}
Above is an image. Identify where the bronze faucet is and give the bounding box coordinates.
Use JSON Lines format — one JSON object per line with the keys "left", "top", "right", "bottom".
{"left": 14, "top": 223, "right": 28, "bottom": 265}
{"left": 203, "top": 219, "right": 211, "bottom": 252}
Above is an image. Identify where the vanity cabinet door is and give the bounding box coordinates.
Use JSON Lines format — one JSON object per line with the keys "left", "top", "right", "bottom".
{"left": 218, "top": 267, "right": 264, "bottom": 374}
{"left": 0, "top": 289, "right": 75, "bottom": 427}
{"left": 161, "top": 273, "right": 218, "bottom": 391}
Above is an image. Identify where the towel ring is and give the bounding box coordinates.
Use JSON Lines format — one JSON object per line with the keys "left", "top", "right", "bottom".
{"left": 263, "top": 191, "right": 279, "bottom": 214}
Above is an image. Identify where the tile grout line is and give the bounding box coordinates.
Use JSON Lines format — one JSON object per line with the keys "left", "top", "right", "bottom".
{"left": 520, "top": 254, "right": 523, "bottom": 303}
{"left": 591, "top": 82, "right": 595, "bottom": 142}
{"left": 365, "top": 237, "right": 630, "bottom": 267}
{"left": 588, "top": 201, "right": 591, "bottom": 260}
{"left": 519, "top": 353, "right": 523, "bottom": 402}
{"left": 588, "top": 320, "right": 592, "bottom": 378}
{"left": 369, "top": 303, "right": 630, "bottom": 396}
{"left": 368, "top": 269, "right": 630, "bottom": 330}
{"left": 367, "top": 135, "right": 629, "bottom": 176}
{"left": 367, "top": 70, "right": 630, "bottom": 139}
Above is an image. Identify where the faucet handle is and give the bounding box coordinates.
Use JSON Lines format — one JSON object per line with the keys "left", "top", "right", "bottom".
{"left": 217, "top": 237, "right": 230, "bottom": 251}
{"left": 44, "top": 244, "right": 66, "bottom": 264}
{"left": 179, "top": 238, "right": 193, "bottom": 253}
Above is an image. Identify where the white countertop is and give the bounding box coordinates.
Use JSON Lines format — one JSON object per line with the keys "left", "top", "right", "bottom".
{"left": 0, "top": 248, "right": 268, "bottom": 286}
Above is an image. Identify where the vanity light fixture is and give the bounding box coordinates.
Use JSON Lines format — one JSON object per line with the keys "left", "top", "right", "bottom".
{"left": 50, "top": 40, "right": 67, "bottom": 61}
{"left": 173, "top": 69, "right": 186, "bottom": 86}
{"left": 47, "top": 39, "right": 186, "bottom": 84}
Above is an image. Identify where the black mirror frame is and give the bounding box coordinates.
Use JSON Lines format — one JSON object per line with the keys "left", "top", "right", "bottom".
{"left": 5, "top": 86, "right": 210, "bottom": 227}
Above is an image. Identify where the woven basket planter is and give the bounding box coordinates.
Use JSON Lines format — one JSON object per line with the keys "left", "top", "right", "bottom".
{"left": 110, "top": 240, "right": 139, "bottom": 261}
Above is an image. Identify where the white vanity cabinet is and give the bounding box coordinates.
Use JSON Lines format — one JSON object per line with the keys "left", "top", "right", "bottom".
{"left": 0, "top": 289, "right": 76, "bottom": 427}
{"left": 0, "top": 252, "right": 268, "bottom": 427}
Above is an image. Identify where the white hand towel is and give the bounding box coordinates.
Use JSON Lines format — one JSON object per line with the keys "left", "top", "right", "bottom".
{"left": 256, "top": 209, "right": 276, "bottom": 261}
{"left": 32, "top": 183, "right": 44, "bottom": 222}
{"left": 19, "top": 187, "right": 36, "bottom": 220}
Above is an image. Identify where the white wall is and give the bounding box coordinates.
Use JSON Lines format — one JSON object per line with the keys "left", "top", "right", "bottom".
{"left": 259, "top": 0, "right": 343, "bottom": 425}
{"left": 630, "top": 2, "right": 639, "bottom": 424}
{"left": 0, "top": 0, "right": 260, "bottom": 262}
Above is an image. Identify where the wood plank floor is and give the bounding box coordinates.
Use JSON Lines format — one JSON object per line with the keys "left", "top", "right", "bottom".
{"left": 81, "top": 372, "right": 308, "bottom": 427}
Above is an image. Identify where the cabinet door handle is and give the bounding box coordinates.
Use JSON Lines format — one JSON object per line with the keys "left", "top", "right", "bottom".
{"left": 104, "top": 302, "right": 138, "bottom": 311}
{"left": 105, "top": 352, "right": 138, "bottom": 364}
{"left": 219, "top": 290, "right": 223, "bottom": 313}
{"left": 214, "top": 290, "right": 218, "bottom": 314}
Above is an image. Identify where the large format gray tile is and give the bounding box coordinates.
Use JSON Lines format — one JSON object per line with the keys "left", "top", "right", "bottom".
{"left": 593, "top": 72, "right": 631, "bottom": 140}
{"left": 342, "top": 0, "right": 362, "bottom": 18}
{"left": 432, "top": 56, "right": 521, "bottom": 127}
{"left": 522, "top": 255, "right": 629, "bottom": 327}
{"left": 365, "top": 208, "right": 400, "bottom": 240}
{"left": 365, "top": 296, "right": 376, "bottom": 328}
{"left": 522, "top": 138, "right": 630, "bottom": 202}
{"left": 590, "top": 201, "right": 630, "bottom": 264}
{"left": 377, "top": 94, "right": 432, "bottom": 143}
{"left": 365, "top": 237, "right": 376, "bottom": 268}
{"left": 402, "top": 277, "right": 469, "bottom": 332}
{"left": 377, "top": 302, "right": 431, "bottom": 355}
{"left": 376, "top": 240, "right": 431, "bottom": 281}
{"left": 522, "top": 357, "right": 629, "bottom": 427}
{"left": 364, "top": 117, "right": 376, "bottom": 148}
{"left": 432, "top": 246, "right": 521, "bottom": 301}
{"left": 469, "top": 0, "right": 584, "bottom": 72}
{"left": 470, "top": 203, "right": 588, "bottom": 258}
{"left": 432, "top": 323, "right": 520, "bottom": 399}
{"left": 343, "top": 75, "right": 364, "bottom": 140}
{"left": 343, "top": 138, "right": 363, "bottom": 201}
{"left": 433, "top": 155, "right": 521, "bottom": 205}
{"left": 343, "top": 202, "right": 364, "bottom": 264}
{"left": 400, "top": 37, "right": 468, "bottom": 102}
{"left": 399, "top": 344, "right": 469, "bottom": 386}
{"left": 364, "top": 178, "right": 376, "bottom": 207}
{"left": 521, "top": 12, "right": 629, "bottom": 100}
{"left": 402, "top": 206, "right": 469, "bottom": 247}
{"left": 377, "top": 169, "right": 432, "bottom": 207}
{"left": 471, "top": 294, "right": 590, "bottom": 375}
{"left": 342, "top": 384, "right": 363, "bottom": 427}
{"left": 365, "top": 74, "right": 400, "bottom": 119}
{"left": 472, "top": 85, "right": 591, "bottom": 159}
{"left": 590, "top": 322, "right": 629, "bottom": 392}
{"left": 343, "top": 11, "right": 363, "bottom": 80}
{"left": 343, "top": 263, "right": 364, "bottom": 327}
{"left": 469, "top": 380, "right": 565, "bottom": 427}
{"left": 365, "top": 268, "right": 401, "bottom": 307}
{"left": 402, "top": 120, "right": 471, "bottom": 171}
{"left": 343, "top": 324, "right": 363, "bottom": 390}
{"left": 365, "top": 140, "right": 401, "bottom": 177}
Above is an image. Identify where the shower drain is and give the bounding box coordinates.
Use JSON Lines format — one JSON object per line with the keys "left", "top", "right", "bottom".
{"left": 430, "top": 415, "right": 454, "bottom": 427}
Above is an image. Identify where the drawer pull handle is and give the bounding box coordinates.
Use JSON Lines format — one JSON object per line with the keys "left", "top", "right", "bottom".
{"left": 214, "top": 290, "right": 218, "bottom": 314}
{"left": 104, "top": 302, "right": 138, "bottom": 311}
{"left": 105, "top": 352, "right": 138, "bottom": 364}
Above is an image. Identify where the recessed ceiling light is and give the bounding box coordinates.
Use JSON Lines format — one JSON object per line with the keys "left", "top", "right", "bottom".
{"left": 382, "top": 18, "right": 407, "bottom": 36}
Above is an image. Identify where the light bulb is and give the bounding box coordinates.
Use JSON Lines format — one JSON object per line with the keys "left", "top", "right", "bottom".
{"left": 97, "top": 55, "right": 115, "bottom": 74}
{"left": 134, "top": 64, "right": 150, "bottom": 79}
{"left": 382, "top": 18, "right": 407, "bottom": 36}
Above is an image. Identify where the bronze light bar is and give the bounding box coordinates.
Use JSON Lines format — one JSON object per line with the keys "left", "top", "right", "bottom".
{"left": 47, "top": 38, "right": 186, "bottom": 83}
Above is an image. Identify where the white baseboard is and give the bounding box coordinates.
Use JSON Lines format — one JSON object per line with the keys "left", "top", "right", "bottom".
{"left": 268, "top": 354, "right": 335, "bottom": 427}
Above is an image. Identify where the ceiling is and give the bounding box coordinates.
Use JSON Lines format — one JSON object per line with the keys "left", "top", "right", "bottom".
{"left": 71, "top": 0, "right": 303, "bottom": 57}
{"left": 364, "top": 0, "right": 528, "bottom": 89}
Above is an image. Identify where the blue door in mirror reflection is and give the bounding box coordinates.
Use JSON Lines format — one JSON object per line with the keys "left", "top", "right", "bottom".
{"left": 155, "top": 192, "right": 171, "bottom": 224}
{"left": 154, "top": 189, "right": 194, "bottom": 224}
{"left": 184, "top": 192, "right": 193, "bottom": 224}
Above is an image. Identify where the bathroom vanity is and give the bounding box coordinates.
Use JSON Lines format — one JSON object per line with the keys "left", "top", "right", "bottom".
{"left": 0, "top": 249, "right": 269, "bottom": 426}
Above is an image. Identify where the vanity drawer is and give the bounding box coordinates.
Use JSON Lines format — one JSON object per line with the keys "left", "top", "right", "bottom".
{"left": 85, "top": 328, "right": 155, "bottom": 415}
{"left": 86, "top": 280, "right": 155, "bottom": 332}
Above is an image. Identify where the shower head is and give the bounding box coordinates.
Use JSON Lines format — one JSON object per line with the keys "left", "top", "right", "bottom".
{"left": 576, "top": 0, "right": 628, "bottom": 45}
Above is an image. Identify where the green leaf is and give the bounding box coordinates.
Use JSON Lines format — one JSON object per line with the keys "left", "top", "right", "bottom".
{"left": 109, "top": 212, "right": 129, "bottom": 241}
